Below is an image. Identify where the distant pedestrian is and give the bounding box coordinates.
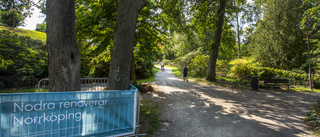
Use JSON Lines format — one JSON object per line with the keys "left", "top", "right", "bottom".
{"left": 161, "top": 62, "right": 165, "bottom": 71}
{"left": 183, "top": 65, "right": 188, "bottom": 82}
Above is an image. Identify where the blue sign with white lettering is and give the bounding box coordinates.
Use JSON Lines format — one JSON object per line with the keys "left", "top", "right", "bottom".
{"left": 0, "top": 88, "right": 137, "bottom": 137}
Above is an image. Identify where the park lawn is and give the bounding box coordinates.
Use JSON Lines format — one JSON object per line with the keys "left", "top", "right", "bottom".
{"left": 0, "top": 26, "right": 46, "bottom": 42}
{"left": 291, "top": 86, "right": 320, "bottom": 93}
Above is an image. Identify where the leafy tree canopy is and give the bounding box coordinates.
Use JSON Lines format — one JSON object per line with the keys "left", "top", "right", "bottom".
{"left": 0, "top": 0, "right": 34, "bottom": 28}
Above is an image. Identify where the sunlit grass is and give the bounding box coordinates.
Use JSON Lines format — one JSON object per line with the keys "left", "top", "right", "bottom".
{"left": 0, "top": 26, "right": 46, "bottom": 42}
{"left": 291, "top": 86, "right": 320, "bottom": 93}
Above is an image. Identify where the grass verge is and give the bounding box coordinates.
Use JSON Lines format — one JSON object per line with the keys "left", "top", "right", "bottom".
{"left": 139, "top": 100, "right": 161, "bottom": 136}
{"left": 291, "top": 86, "right": 320, "bottom": 93}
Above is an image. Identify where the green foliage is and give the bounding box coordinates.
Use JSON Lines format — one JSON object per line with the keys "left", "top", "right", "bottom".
{"left": 301, "top": 0, "right": 320, "bottom": 32}
{"left": 75, "top": 0, "right": 117, "bottom": 77}
{"left": 216, "top": 60, "right": 231, "bottom": 77}
{"left": 76, "top": 0, "right": 161, "bottom": 79}
{"left": 0, "top": 29, "right": 47, "bottom": 88}
{"left": 35, "top": 22, "right": 46, "bottom": 32}
{"left": 0, "top": 0, "right": 34, "bottom": 28}
{"left": 257, "top": 67, "right": 275, "bottom": 80}
{"left": 229, "top": 59, "right": 257, "bottom": 80}
{"left": 227, "top": 57, "right": 320, "bottom": 89}
{"left": 189, "top": 55, "right": 209, "bottom": 77}
{"left": 134, "top": 4, "right": 162, "bottom": 79}
{"left": 250, "top": 0, "right": 306, "bottom": 70}
{"left": 173, "top": 50, "right": 201, "bottom": 68}
{"left": 304, "top": 101, "right": 320, "bottom": 135}
{"left": 136, "top": 67, "right": 160, "bottom": 83}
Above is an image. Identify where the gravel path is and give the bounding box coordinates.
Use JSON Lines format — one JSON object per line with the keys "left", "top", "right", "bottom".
{"left": 142, "top": 66, "right": 320, "bottom": 137}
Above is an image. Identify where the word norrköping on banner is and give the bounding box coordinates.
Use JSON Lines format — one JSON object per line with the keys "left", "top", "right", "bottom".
{"left": 0, "top": 88, "right": 138, "bottom": 137}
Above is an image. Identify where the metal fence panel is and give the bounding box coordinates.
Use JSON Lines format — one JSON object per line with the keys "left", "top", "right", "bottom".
{"left": 0, "top": 88, "right": 137, "bottom": 137}
{"left": 36, "top": 78, "right": 109, "bottom": 92}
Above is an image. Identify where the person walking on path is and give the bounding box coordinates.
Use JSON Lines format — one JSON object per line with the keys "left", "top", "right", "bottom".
{"left": 161, "top": 62, "right": 165, "bottom": 71}
{"left": 183, "top": 64, "right": 188, "bottom": 82}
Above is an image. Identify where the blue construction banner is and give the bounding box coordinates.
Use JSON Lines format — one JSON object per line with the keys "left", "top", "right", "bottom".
{"left": 0, "top": 88, "right": 137, "bottom": 137}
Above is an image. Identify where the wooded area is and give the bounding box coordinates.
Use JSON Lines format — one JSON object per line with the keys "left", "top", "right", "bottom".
{"left": 0, "top": 0, "right": 319, "bottom": 90}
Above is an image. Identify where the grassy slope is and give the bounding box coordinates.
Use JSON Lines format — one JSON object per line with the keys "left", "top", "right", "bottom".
{"left": 0, "top": 26, "right": 46, "bottom": 94}
{"left": 0, "top": 26, "right": 46, "bottom": 42}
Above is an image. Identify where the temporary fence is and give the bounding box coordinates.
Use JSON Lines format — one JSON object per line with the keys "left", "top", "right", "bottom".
{"left": 1, "top": 78, "right": 144, "bottom": 137}
{"left": 35, "top": 78, "right": 109, "bottom": 92}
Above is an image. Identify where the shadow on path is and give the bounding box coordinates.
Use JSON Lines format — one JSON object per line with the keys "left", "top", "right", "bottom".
{"left": 142, "top": 67, "right": 320, "bottom": 137}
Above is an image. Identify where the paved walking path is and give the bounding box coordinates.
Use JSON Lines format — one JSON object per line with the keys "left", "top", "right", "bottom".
{"left": 142, "top": 66, "right": 320, "bottom": 137}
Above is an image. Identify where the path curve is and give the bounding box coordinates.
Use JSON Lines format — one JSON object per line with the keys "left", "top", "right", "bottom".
{"left": 142, "top": 66, "right": 320, "bottom": 137}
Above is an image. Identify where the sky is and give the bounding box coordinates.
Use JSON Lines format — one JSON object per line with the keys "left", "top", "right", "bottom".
{"left": 18, "top": 7, "right": 45, "bottom": 30}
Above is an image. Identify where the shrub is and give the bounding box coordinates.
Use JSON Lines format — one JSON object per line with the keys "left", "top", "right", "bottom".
{"left": 0, "top": 30, "right": 47, "bottom": 88}
{"left": 314, "top": 77, "right": 320, "bottom": 89}
{"left": 216, "top": 60, "right": 231, "bottom": 77}
{"left": 229, "top": 59, "right": 256, "bottom": 80}
{"left": 189, "top": 55, "right": 209, "bottom": 77}
{"left": 304, "top": 101, "right": 320, "bottom": 135}
{"left": 257, "top": 67, "right": 275, "bottom": 80}
{"left": 173, "top": 50, "right": 200, "bottom": 67}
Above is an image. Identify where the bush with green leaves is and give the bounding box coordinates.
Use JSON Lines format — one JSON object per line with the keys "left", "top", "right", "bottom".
{"left": 0, "top": 30, "right": 47, "bottom": 87}
{"left": 304, "top": 101, "right": 320, "bottom": 135}
{"left": 189, "top": 54, "right": 209, "bottom": 77}
{"left": 229, "top": 59, "right": 257, "bottom": 80}
{"left": 173, "top": 50, "right": 200, "bottom": 68}
{"left": 257, "top": 67, "right": 276, "bottom": 80}
{"left": 216, "top": 60, "right": 231, "bottom": 77}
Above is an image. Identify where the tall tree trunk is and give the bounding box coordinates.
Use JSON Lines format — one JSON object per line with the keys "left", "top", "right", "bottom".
{"left": 236, "top": 11, "right": 241, "bottom": 58}
{"left": 107, "top": 0, "right": 145, "bottom": 90}
{"left": 47, "top": 0, "right": 81, "bottom": 92}
{"left": 234, "top": 0, "right": 241, "bottom": 58}
{"left": 205, "top": 0, "right": 226, "bottom": 82}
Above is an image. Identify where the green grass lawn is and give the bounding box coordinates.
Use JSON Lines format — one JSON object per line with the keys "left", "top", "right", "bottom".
{"left": 0, "top": 26, "right": 46, "bottom": 42}
{"left": 290, "top": 86, "right": 320, "bottom": 93}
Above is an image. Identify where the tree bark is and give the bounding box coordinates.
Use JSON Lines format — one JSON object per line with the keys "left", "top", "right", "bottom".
{"left": 205, "top": 0, "right": 226, "bottom": 81}
{"left": 47, "top": 0, "right": 81, "bottom": 92}
{"left": 107, "top": 0, "right": 146, "bottom": 90}
{"left": 236, "top": 11, "right": 241, "bottom": 58}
